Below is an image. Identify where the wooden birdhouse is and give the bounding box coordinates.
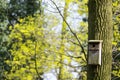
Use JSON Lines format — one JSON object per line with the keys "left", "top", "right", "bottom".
{"left": 88, "top": 40, "right": 103, "bottom": 65}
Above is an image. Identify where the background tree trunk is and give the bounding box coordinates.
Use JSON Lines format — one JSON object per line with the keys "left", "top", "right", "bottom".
{"left": 58, "top": 1, "right": 69, "bottom": 80}
{"left": 87, "top": 0, "right": 113, "bottom": 80}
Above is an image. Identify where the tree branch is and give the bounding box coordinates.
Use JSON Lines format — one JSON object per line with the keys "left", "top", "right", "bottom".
{"left": 34, "top": 40, "right": 43, "bottom": 79}
{"left": 50, "top": 0, "right": 87, "bottom": 61}
{"left": 66, "top": 52, "right": 87, "bottom": 63}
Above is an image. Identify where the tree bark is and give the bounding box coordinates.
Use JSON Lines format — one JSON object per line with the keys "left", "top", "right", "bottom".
{"left": 87, "top": 0, "right": 113, "bottom": 80}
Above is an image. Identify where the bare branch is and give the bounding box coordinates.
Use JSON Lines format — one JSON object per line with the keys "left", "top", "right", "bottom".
{"left": 50, "top": 0, "right": 87, "bottom": 61}
{"left": 34, "top": 40, "right": 43, "bottom": 79}
{"left": 69, "top": 40, "right": 80, "bottom": 46}
{"left": 66, "top": 52, "right": 87, "bottom": 63}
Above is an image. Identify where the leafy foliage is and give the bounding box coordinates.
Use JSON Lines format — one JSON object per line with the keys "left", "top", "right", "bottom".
{"left": 0, "top": 0, "right": 120, "bottom": 80}
{"left": 6, "top": 15, "right": 48, "bottom": 80}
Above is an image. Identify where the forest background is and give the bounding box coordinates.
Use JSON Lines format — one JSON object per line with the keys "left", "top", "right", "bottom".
{"left": 0, "top": 0, "right": 120, "bottom": 80}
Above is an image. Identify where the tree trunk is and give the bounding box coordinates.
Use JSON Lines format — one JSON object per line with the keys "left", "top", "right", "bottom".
{"left": 58, "top": 1, "right": 69, "bottom": 80}
{"left": 87, "top": 0, "right": 113, "bottom": 80}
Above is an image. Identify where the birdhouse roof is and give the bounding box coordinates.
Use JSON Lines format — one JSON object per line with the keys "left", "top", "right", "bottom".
{"left": 88, "top": 40, "right": 103, "bottom": 43}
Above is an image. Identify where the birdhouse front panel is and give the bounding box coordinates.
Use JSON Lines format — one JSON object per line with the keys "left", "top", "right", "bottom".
{"left": 88, "top": 40, "right": 102, "bottom": 65}
{"left": 89, "top": 42, "right": 99, "bottom": 51}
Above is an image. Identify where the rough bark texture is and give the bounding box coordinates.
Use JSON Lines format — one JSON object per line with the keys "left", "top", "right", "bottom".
{"left": 87, "top": 0, "right": 113, "bottom": 80}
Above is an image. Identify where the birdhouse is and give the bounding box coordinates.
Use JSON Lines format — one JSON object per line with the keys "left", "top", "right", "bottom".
{"left": 88, "top": 40, "right": 103, "bottom": 65}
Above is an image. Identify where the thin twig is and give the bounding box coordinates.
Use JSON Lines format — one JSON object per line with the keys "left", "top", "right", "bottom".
{"left": 113, "top": 52, "right": 120, "bottom": 60}
{"left": 34, "top": 40, "right": 42, "bottom": 79}
{"left": 50, "top": 0, "right": 87, "bottom": 61}
{"left": 66, "top": 52, "right": 87, "bottom": 63}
